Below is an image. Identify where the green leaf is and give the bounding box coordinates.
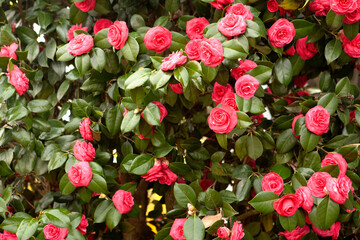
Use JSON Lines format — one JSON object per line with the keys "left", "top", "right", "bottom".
{"left": 236, "top": 111, "right": 253, "bottom": 129}
{"left": 142, "top": 102, "right": 161, "bottom": 126}
{"left": 27, "top": 99, "right": 51, "bottom": 113}
{"left": 183, "top": 215, "right": 205, "bottom": 240}
{"left": 44, "top": 209, "right": 70, "bottom": 228}
{"left": 335, "top": 77, "right": 350, "bottom": 97}
{"left": 222, "top": 201, "right": 239, "bottom": 217}
{"left": 290, "top": 54, "right": 305, "bottom": 76}
{"left": 291, "top": 19, "right": 315, "bottom": 39}
{"left": 174, "top": 183, "right": 197, "bottom": 208}
{"left": 274, "top": 58, "right": 292, "bottom": 86}
{"left": 106, "top": 106, "right": 122, "bottom": 137}
{"left": 16, "top": 218, "right": 38, "bottom": 240}
{"left": 325, "top": 39, "right": 342, "bottom": 65}
{"left": 75, "top": 54, "right": 91, "bottom": 77}
{"left": 236, "top": 178, "right": 252, "bottom": 202}
{"left": 121, "top": 36, "right": 139, "bottom": 62}
{"left": 106, "top": 206, "right": 122, "bottom": 231}
{"left": 201, "top": 63, "right": 218, "bottom": 83}
{"left": 94, "top": 200, "right": 113, "bottom": 223}
{"left": 216, "top": 133, "right": 227, "bottom": 150}
{"left": 57, "top": 79, "right": 70, "bottom": 101}
{"left": 56, "top": 44, "right": 74, "bottom": 62}
{"left": 94, "top": 28, "right": 111, "bottom": 49}
{"left": 70, "top": 3, "right": 88, "bottom": 24}
{"left": 120, "top": 110, "right": 140, "bottom": 133}
{"left": 91, "top": 48, "right": 106, "bottom": 72}
{"left": 174, "top": 66, "right": 189, "bottom": 89}
{"left": 130, "top": 14, "right": 146, "bottom": 31}
{"left": 38, "top": 12, "right": 53, "bottom": 29}
{"left": 317, "top": 92, "right": 338, "bottom": 115}
{"left": 204, "top": 189, "right": 222, "bottom": 210}
{"left": 48, "top": 152, "right": 68, "bottom": 172}
{"left": 7, "top": 105, "right": 29, "bottom": 122}
{"left": 300, "top": 127, "right": 320, "bottom": 153}
{"left": 248, "top": 191, "right": 279, "bottom": 214}
{"left": 235, "top": 135, "right": 248, "bottom": 160}
{"left": 279, "top": 214, "right": 298, "bottom": 232}
{"left": 124, "top": 68, "right": 152, "bottom": 90}
{"left": 222, "top": 38, "right": 249, "bottom": 60}
{"left": 169, "top": 31, "right": 188, "bottom": 51}
{"left": 326, "top": 10, "right": 344, "bottom": 30}
{"left": 87, "top": 173, "right": 108, "bottom": 193}
{"left": 310, "top": 197, "right": 340, "bottom": 230}
{"left": 150, "top": 70, "right": 172, "bottom": 90}
{"left": 129, "top": 154, "right": 154, "bottom": 175}
{"left": 59, "top": 173, "right": 76, "bottom": 195}
{"left": 15, "top": 26, "right": 36, "bottom": 45}
{"left": 246, "top": 135, "right": 263, "bottom": 159}
{"left": 276, "top": 129, "right": 297, "bottom": 154}
{"left": 165, "top": 0, "right": 180, "bottom": 14}
{"left": 247, "top": 65, "right": 272, "bottom": 84}
{"left": 343, "top": 22, "right": 359, "bottom": 40}
{"left": 25, "top": 41, "right": 39, "bottom": 63}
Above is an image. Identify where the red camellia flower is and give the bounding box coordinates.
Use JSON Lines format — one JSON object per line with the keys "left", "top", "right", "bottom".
{"left": 142, "top": 160, "right": 178, "bottom": 185}
{"left": 170, "top": 218, "right": 187, "bottom": 240}
{"left": 226, "top": 3, "right": 253, "bottom": 20}
{"left": 294, "top": 75, "right": 308, "bottom": 87}
{"left": 321, "top": 152, "right": 348, "bottom": 177}
{"left": 68, "top": 34, "right": 93, "bottom": 56}
{"left": 2, "top": 231, "right": 19, "bottom": 240}
{"left": 68, "top": 162, "right": 93, "bottom": 187}
{"left": 309, "top": 0, "right": 330, "bottom": 16}
{"left": 267, "top": 0, "right": 279, "bottom": 12}
{"left": 112, "top": 190, "right": 134, "bottom": 214}
{"left": 279, "top": 225, "right": 310, "bottom": 240}
{"left": 295, "top": 186, "right": 314, "bottom": 213}
{"left": 230, "top": 221, "right": 245, "bottom": 240}
{"left": 43, "top": 224, "right": 69, "bottom": 240}
{"left": 296, "top": 36, "right": 318, "bottom": 60}
{"left": 73, "top": 140, "right": 96, "bottom": 162}
{"left": 330, "top": 0, "right": 358, "bottom": 15}
{"left": 210, "top": 0, "right": 224, "bottom": 9}
{"left": 107, "top": 20, "right": 129, "bottom": 50}
{"left": 200, "top": 179, "right": 213, "bottom": 191}
{"left": 292, "top": 114, "right": 303, "bottom": 138}
{"left": 307, "top": 172, "right": 332, "bottom": 197}
{"left": 273, "top": 194, "right": 299, "bottom": 217}
{"left": 217, "top": 227, "right": 231, "bottom": 239}
{"left": 217, "top": 14, "right": 247, "bottom": 37}
{"left": 261, "top": 172, "right": 284, "bottom": 196}
{"left": 284, "top": 46, "right": 295, "bottom": 55}
{"left": 231, "top": 59, "right": 257, "bottom": 80}
{"left": 153, "top": 101, "right": 167, "bottom": 123}
{"left": 0, "top": 42, "right": 18, "bottom": 60}
{"left": 235, "top": 74, "right": 259, "bottom": 99}
{"left": 251, "top": 114, "right": 263, "bottom": 126}
{"left": 344, "top": 8, "right": 360, "bottom": 24}
{"left": 74, "top": 0, "right": 96, "bottom": 12}
{"left": 76, "top": 215, "right": 89, "bottom": 235}
{"left": 344, "top": 34, "right": 360, "bottom": 58}
{"left": 312, "top": 221, "right": 341, "bottom": 240}
{"left": 305, "top": 106, "right": 330, "bottom": 135}
{"left": 7, "top": 64, "right": 29, "bottom": 96}
{"left": 200, "top": 37, "right": 224, "bottom": 67}
{"left": 186, "top": 17, "right": 209, "bottom": 39}
{"left": 185, "top": 39, "right": 202, "bottom": 60}
{"left": 144, "top": 26, "right": 172, "bottom": 53}
{"left": 212, "top": 82, "right": 234, "bottom": 105}
{"left": 208, "top": 105, "right": 238, "bottom": 134}
{"left": 79, "top": 118, "right": 93, "bottom": 141}
{"left": 326, "top": 176, "right": 353, "bottom": 204}
{"left": 170, "top": 83, "right": 183, "bottom": 94}
{"left": 160, "top": 51, "right": 187, "bottom": 71}
{"left": 93, "top": 18, "right": 113, "bottom": 34}
{"left": 67, "top": 24, "right": 88, "bottom": 41}
{"left": 221, "top": 92, "right": 238, "bottom": 111}
{"left": 268, "top": 18, "right": 295, "bottom": 48}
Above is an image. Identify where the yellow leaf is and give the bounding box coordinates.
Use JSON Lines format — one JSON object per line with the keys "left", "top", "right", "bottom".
{"left": 279, "top": 0, "right": 302, "bottom": 10}
{"left": 202, "top": 213, "right": 222, "bottom": 228}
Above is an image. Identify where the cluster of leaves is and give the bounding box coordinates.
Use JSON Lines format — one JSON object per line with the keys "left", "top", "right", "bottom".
{"left": 0, "top": 0, "right": 360, "bottom": 239}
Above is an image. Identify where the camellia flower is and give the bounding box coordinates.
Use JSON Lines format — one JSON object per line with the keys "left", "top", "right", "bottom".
{"left": 217, "top": 14, "right": 247, "bottom": 37}
{"left": 142, "top": 159, "right": 178, "bottom": 185}
{"left": 68, "top": 162, "right": 93, "bottom": 187}
{"left": 74, "top": 0, "right": 96, "bottom": 12}
{"left": 312, "top": 221, "right": 341, "bottom": 239}
{"left": 67, "top": 24, "right": 88, "bottom": 41}
{"left": 73, "top": 140, "right": 96, "bottom": 162}
{"left": 170, "top": 83, "right": 183, "bottom": 94}
{"left": 68, "top": 34, "right": 94, "bottom": 56}
{"left": 226, "top": 3, "right": 253, "bottom": 20}
{"left": 273, "top": 194, "right": 300, "bottom": 217}
{"left": 231, "top": 59, "right": 257, "bottom": 80}
{"left": 144, "top": 26, "right": 172, "bottom": 53}
{"left": 230, "top": 221, "right": 245, "bottom": 240}
{"left": 212, "top": 82, "right": 234, "bottom": 105}
{"left": 279, "top": 225, "right": 310, "bottom": 240}
{"left": 0, "top": 42, "right": 18, "bottom": 59}
{"left": 321, "top": 152, "right": 347, "bottom": 177}
{"left": 305, "top": 106, "right": 330, "bottom": 135}
{"left": 268, "top": 18, "right": 295, "bottom": 48}
{"left": 112, "top": 190, "right": 134, "bottom": 214}
{"left": 7, "top": 64, "right": 29, "bottom": 96}
{"left": 235, "top": 74, "right": 259, "bottom": 99}
{"left": 79, "top": 118, "right": 93, "bottom": 141}
{"left": 208, "top": 105, "right": 238, "bottom": 134}
{"left": 107, "top": 20, "right": 129, "bottom": 50}
{"left": 186, "top": 17, "right": 209, "bottom": 39}
{"left": 261, "top": 172, "right": 284, "bottom": 196}
{"left": 307, "top": 172, "right": 332, "bottom": 197}
{"left": 93, "top": 19, "right": 113, "bottom": 34}
{"left": 170, "top": 218, "right": 187, "bottom": 240}
{"left": 43, "top": 224, "right": 69, "bottom": 240}
{"left": 160, "top": 51, "right": 187, "bottom": 71}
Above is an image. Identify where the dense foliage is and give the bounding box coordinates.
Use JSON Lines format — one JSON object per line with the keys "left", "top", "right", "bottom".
{"left": 0, "top": 0, "right": 360, "bottom": 239}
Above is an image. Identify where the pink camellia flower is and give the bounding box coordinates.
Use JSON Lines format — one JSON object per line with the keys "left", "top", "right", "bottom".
{"left": 344, "top": 8, "right": 360, "bottom": 24}
{"left": 321, "top": 152, "right": 347, "bottom": 177}
{"left": 217, "top": 227, "right": 231, "bottom": 239}
{"left": 74, "top": 0, "right": 96, "bottom": 12}
{"left": 305, "top": 106, "right": 330, "bottom": 135}
{"left": 296, "top": 36, "right": 318, "bottom": 60}
{"left": 68, "top": 162, "right": 93, "bottom": 187}
{"left": 344, "top": 34, "right": 360, "bottom": 58}
{"left": 142, "top": 160, "right": 178, "bottom": 185}
{"left": 7, "top": 64, "right": 29, "bottom": 96}
{"left": 208, "top": 105, "right": 238, "bottom": 134}
{"left": 307, "top": 172, "right": 332, "bottom": 197}
{"left": 144, "top": 26, "right": 172, "bottom": 53}
{"left": 267, "top": 0, "right": 279, "bottom": 12}
{"left": 153, "top": 101, "right": 167, "bottom": 123}
{"left": 308, "top": 0, "right": 330, "bottom": 16}
{"left": 170, "top": 83, "right": 183, "bottom": 94}
{"left": 77, "top": 215, "right": 89, "bottom": 235}
{"left": 43, "top": 224, "right": 69, "bottom": 240}
{"left": 170, "top": 218, "right": 187, "bottom": 240}
{"left": 186, "top": 17, "right": 209, "bottom": 40}
{"left": 235, "top": 74, "right": 259, "bottom": 99}
{"left": 210, "top": 0, "right": 234, "bottom": 9}
{"left": 326, "top": 176, "right": 353, "bottom": 204}
{"left": 113, "top": 190, "right": 134, "bottom": 214}
{"left": 68, "top": 34, "right": 94, "bottom": 56}
{"left": 93, "top": 19, "right": 113, "bottom": 34}
{"left": 160, "top": 51, "right": 187, "bottom": 71}
{"left": 261, "top": 172, "right": 284, "bottom": 196}
{"left": 212, "top": 82, "right": 234, "bottom": 105}
{"left": 231, "top": 59, "right": 257, "bottom": 80}
{"left": 107, "top": 21, "right": 129, "bottom": 50}
{"left": 79, "top": 118, "right": 93, "bottom": 141}
{"left": 3, "top": 231, "right": 19, "bottom": 240}
{"left": 0, "top": 43, "right": 18, "bottom": 60}
{"left": 312, "top": 221, "right": 341, "bottom": 240}
{"left": 273, "top": 194, "right": 299, "bottom": 217}
{"left": 200, "top": 38, "right": 224, "bottom": 67}
{"left": 349, "top": 110, "right": 356, "bottom": 122}
{"left": 221, "top": 92, "right": 238, "bottom": 111}
{"left": 226, "top": 3, "right": 253, "bottom": 20}
{"left": 292, "top": 114, "right": 303, "bottom": 138}
{"left": 217, "top": 14, "right": 247, "bottom": 37}
{"left": 73, "top": 140, "right": 96, "bottom": 162}
{"left": 295, "top": 186, "right": 314, "bottom": 213}
{"left": 200, "top": 179, "right": 213, "bottom": 192}
{"left": 67, "top": 24, "right": 88, "bottom": 41}
{"left": 185, "top": 39, "right": 202, "bottom": 60}
{"left": 268, "top": 18, "right": 295, "bottom": 48}
{"left": 294, "top": 75, "right": 308, "bottom": 87}
{"left": 346, "top": 207, "right": 356, "bottom": 213}
{"left": 230, "top": 221, "right": 245, "bottom": 240}
{"left": 330, "top": 0, "right": 358, "bottom": 15}
{"left": 123, "top": 107, "right": 129, "bottom": 117}
{"left": 279, "top": 225, "right": 310, "bottom": 240}
{"left": 284, "top": 46, "right": 295, "bottom": 55}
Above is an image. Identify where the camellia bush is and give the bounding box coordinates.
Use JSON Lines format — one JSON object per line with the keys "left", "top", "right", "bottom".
{"left": 1, "top": 0, "right": 360, "bottom": 239}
